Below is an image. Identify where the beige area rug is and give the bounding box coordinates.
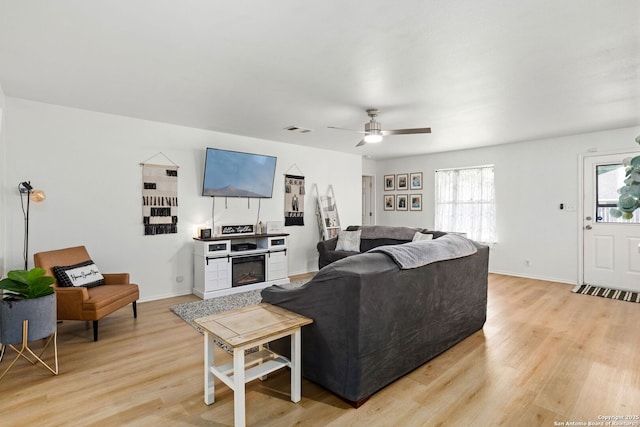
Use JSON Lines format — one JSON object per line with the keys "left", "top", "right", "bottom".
{"left": 170, "top": 280, "right": 307, "bottom": 351}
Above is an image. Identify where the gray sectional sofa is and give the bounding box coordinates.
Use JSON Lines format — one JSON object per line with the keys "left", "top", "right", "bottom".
{"left": 261, "top": 227, "right": 489, "bottom": 405}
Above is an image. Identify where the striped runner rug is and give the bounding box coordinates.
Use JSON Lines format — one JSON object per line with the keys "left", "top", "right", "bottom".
{"left": 572, "top": 284, "right": 640, "bottom": 303}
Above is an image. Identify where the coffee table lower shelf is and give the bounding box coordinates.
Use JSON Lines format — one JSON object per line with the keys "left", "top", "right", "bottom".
{"left": 210, "top": 348, "right": 290, "bottom": 388}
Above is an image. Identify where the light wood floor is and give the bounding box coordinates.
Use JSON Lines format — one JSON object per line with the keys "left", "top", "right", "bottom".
{"left": 1, "top": 274, "right": 639, "bottom": 426}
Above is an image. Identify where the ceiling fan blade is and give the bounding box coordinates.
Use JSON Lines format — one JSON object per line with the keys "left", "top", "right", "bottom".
{"left": 382, "top": 127, "right": 431, "bottom": 136}
{"left": 355, "top": 139, "right": 366, "bottom": 147}
{"left": 328, "top": 126, "right": 365, "bottom": 134}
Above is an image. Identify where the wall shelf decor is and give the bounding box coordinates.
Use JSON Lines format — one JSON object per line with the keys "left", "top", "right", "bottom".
{"left": 140, "top": 152, "right": 179, "bottom": 236}
{"left": 284, "top": 173, "right": 305, "bottom": 226}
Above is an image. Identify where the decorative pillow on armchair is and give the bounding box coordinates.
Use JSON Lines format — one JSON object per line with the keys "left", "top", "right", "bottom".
{"left": 335, "top": 230, "right": 362, "bottom": 252}
{"left": 53, "top": 260, "right": 105, "bottom": 288}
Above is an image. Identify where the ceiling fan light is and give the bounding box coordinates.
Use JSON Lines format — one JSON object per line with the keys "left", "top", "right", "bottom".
{"left": 364, "top": 131, "right": 383, "bottom": 143}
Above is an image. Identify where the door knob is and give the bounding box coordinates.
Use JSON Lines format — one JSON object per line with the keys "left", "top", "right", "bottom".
{"left": 585, "top": 225, "right": 592, "bottom": 230}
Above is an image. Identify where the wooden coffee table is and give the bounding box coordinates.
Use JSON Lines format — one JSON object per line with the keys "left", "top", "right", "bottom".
{"left": 194, "top": 303, "right": 313, "bottom": 427}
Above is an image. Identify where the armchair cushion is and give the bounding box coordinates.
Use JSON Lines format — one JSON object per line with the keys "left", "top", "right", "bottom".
{"left": 53, "top": 260, "right": 105, "bottom": 288}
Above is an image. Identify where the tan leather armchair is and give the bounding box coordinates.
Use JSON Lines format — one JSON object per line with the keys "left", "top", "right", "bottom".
{"left": 34, "top": 246, "right": 139, "bottom": 341}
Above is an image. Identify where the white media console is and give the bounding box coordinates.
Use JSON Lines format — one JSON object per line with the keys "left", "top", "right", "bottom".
{"left": 193, "top": 233, "right": 290, "bottom": 299}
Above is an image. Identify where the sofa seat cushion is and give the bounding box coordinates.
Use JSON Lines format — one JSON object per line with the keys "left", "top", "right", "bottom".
{"left": 82, "top": 284, "right": 139, "bottom": 320}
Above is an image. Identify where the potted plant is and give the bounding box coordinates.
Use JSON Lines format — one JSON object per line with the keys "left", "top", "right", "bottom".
{"left": 0, "top": 268, "right": 57, "bottom": 345}
{"left": 610, "top": 135, "right": 640, "bottom": 220}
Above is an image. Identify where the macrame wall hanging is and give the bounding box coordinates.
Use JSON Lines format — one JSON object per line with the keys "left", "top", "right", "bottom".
{"left": 284, "top": 164, "right": 305, "bottom": 226}
{"left": 140, "top": 153, "right": 179, "bottom": 236}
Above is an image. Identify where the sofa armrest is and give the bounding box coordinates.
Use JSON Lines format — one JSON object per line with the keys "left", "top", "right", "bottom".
{"left": 317, "top": 237, "right": 338, "bottom": 253}
{"left": 54, "top": 286, "right": 89, "bottom": 319}
{"left": 103, "top": 273, "right": 131, "bottom": 285}
{"left": 317, "top": 237, "right": 340, "bottom": 269}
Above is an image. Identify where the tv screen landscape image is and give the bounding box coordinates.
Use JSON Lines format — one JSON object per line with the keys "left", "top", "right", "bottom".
{"left": 202, "top": 148, "right": 277, "bottom": 198}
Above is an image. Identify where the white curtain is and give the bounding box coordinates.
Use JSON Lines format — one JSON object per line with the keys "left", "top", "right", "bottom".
{"left": 435, "top": 166, "right": 496, "bottom": 243}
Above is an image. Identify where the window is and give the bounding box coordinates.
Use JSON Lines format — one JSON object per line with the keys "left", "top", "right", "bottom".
{"left": 595, "top": 163, "right": 640, "bottom": 223}
{"left": 435, "top": 165, "right": 496, "bottom": 243}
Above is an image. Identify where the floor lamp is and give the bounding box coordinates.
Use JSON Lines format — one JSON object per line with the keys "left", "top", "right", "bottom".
{"left": 18, "top": 181, "right": 46, "bottom": 271}
{"left": 0, "top": 182, "right": 47, "bottom": 365}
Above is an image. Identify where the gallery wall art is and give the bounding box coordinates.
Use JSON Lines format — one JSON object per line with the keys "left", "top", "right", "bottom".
{"left": 383, "top": 171, "right": 424, "bottom": 212}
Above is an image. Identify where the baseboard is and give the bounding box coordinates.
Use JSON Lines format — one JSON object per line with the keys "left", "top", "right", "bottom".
{"left": 489, "top": 270, "right": 577, "bottom": 286}
{"left": 139, "top": 290, "right": 194, "bottom": 303}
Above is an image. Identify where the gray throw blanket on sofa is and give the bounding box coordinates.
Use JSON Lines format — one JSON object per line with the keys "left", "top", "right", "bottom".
{"left": 370, "top": 234, "right": 478, "bottom": 269}
{"left": 357, "top": 225, "right": 423, "bottom": 240}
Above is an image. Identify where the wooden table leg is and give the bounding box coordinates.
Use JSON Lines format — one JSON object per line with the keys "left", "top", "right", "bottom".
{"left": 290, "top": 328, "right": 302, "bottom": 403}
{"left": 258, "top": 343, "right": 267, "bottom": 381}
{"left": 233, "top": 348, "right": 246, "bottom": 427}
{"left": 204, "top": 332, "right": 215, "bottom": 405}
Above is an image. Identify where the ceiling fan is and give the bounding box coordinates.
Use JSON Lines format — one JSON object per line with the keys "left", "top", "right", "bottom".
{"left": 329, "top": 109, "right": 431, "bottom": 147}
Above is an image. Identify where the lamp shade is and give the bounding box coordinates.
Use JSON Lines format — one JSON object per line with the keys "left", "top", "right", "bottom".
{"left": 29, "top": 190, "right": 46, "bottom": 202}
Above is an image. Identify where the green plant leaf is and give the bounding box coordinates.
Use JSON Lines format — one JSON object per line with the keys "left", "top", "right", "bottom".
{"left": 7, "top": 270, "right": 29, "bottom": 285}
{"left": 31, "top": 275, "right": 56, "bottom": 287}
{"left": 28, "top": 283, "right": 54, "bottom": 298}
{"left": 0, "top": 277, "right": 29, "bottom": 297}
{"left": 26, "top": 267, "right": 48, "bottom": 283}
{"left": 1, "top": 268, "right": 55, "bottom": 299}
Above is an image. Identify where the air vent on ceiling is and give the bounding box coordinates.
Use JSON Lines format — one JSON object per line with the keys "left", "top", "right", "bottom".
{"left": 284, "top": 126, "right": 312, "bottom": 133}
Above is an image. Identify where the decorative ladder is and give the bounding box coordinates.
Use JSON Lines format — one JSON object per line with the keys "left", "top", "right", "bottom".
{"left": 314, "top": 185, "right": 341, "bottom": 240}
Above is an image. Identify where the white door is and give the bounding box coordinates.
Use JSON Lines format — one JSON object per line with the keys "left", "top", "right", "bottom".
{"left": 583, "top": 153, "right": 640, "bottom": 292}
{"left": 362, "top": 176, "right": 374, "bottom": 225}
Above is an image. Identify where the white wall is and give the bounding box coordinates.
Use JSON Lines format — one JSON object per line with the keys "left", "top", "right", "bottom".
{"left": 362, "top": 157, "right": 376, "bottom": 176}
{"left": 375, "top": 126, "right": 640, "bottom": 284}
{"left": 3, "top": 98, "right": 362, "bottom": 301}
{"left": 0, "top": 84, "right": 5, "bottom": 277}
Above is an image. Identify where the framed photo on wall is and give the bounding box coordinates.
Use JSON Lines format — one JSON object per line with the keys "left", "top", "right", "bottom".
{"left": 397, "top": 173, "right": 408, "bottom": 190}
{"left": 384, "top": 174, "right": 395, "bottom": 191}
{"left": 384, "top": 195, "right": 395, "bottom": 211}
{"left": 397, "top": 194, "right": 408, "bottom": 211}
{"left": 410, "top": 172, "right": 423, "bottom": 190}
{"left": 410, "top": 194, "right": 422, "bottom": 211}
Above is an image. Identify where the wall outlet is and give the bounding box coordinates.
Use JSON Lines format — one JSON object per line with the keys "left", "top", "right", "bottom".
{"left": 176, "top": 276, "right": 184, "bottom": 283}
{"left": 525, "top": 259, "right": 531, "bottom": 267}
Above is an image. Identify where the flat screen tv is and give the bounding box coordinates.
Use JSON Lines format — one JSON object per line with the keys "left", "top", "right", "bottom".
{"left": 202, "top": 148, "right": 277, "bottom": 198}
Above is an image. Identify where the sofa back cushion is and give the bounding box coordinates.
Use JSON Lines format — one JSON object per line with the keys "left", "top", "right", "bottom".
{"left": 360, "top": 238, "right": 410, "bottom": 252}
{"left": 335, "top": 230, "right": 362, "bottom": 252}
